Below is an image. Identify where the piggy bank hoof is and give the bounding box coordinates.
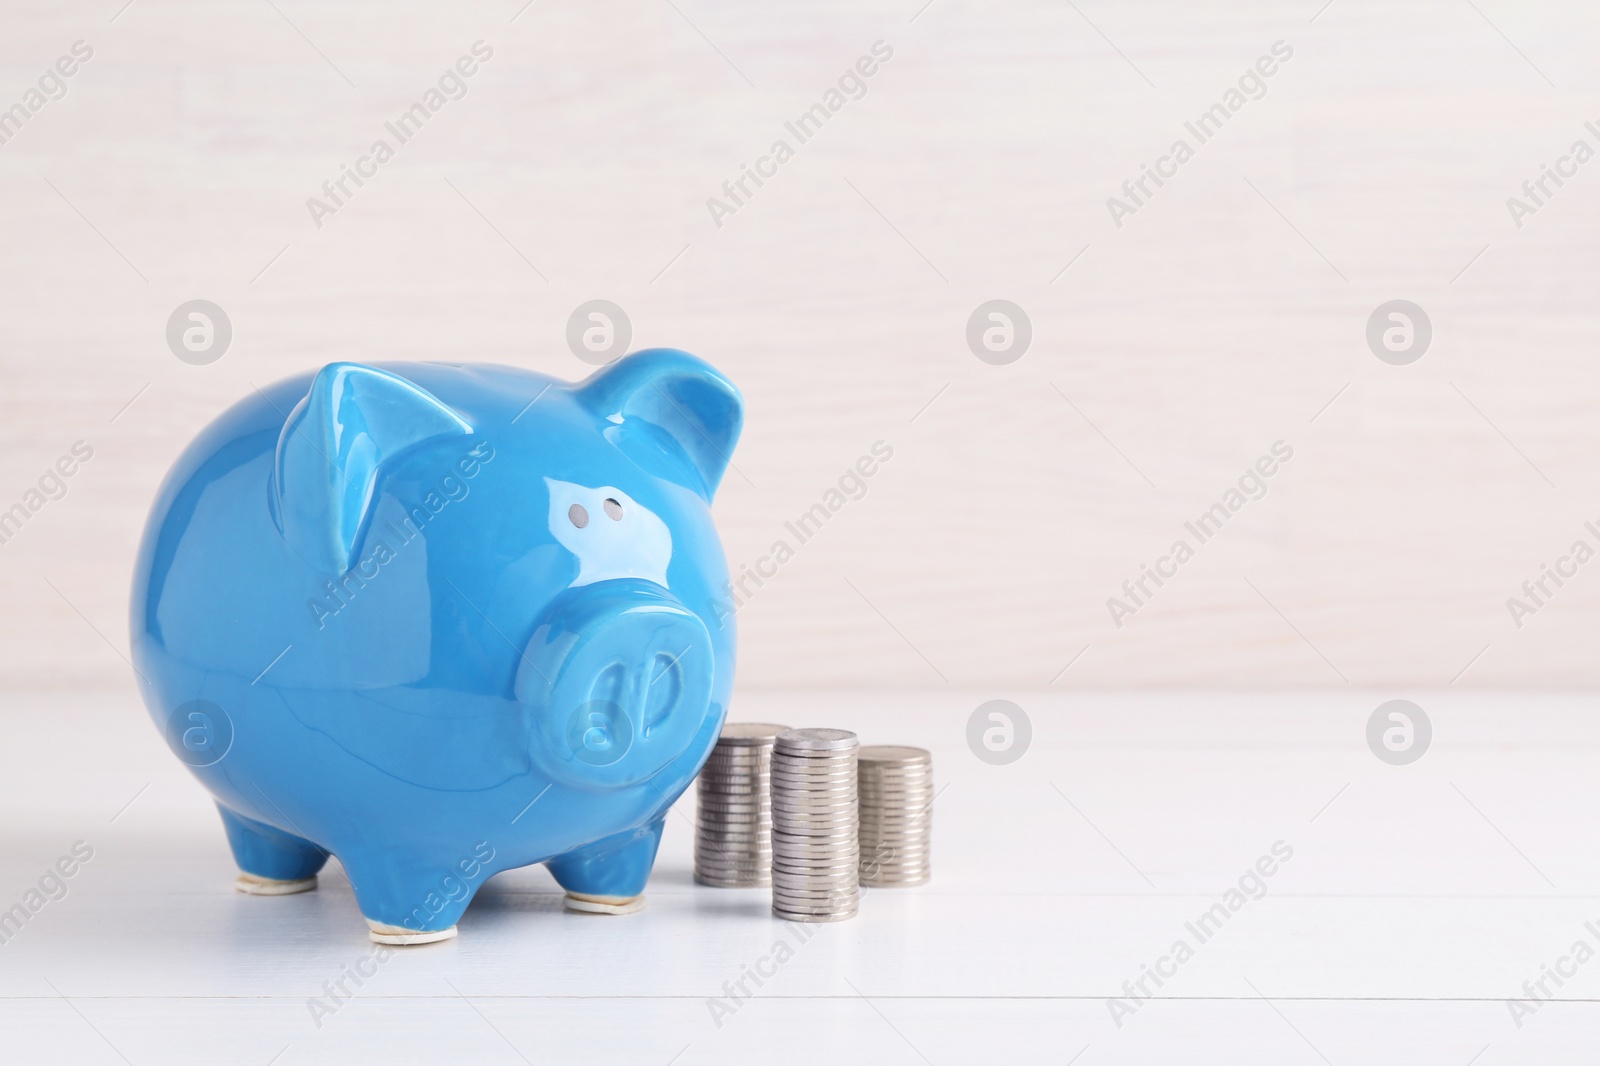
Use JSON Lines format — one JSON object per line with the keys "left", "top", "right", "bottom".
{"left": 234, "top": 872, "right": 317, "bottom": 896}
{"left": 564, "top": 891, "right": 645, "bottom": 915}
{"left": 365, "top": 919, "right": 458, "bottom": 946}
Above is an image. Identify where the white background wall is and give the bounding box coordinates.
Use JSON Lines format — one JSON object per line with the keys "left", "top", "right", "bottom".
{"left": 3, "top": 0, "right": 1599, "bottom": 693}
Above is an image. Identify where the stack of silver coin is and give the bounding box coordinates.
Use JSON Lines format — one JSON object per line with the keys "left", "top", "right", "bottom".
{"left": 858, "top": 746, "right": 933, "bottom": 887}
{"left": 770, "top": 728, "right": 860, "bottom": 922}
{"left": 694, "top": 722, "right": 788, "bottom": 887}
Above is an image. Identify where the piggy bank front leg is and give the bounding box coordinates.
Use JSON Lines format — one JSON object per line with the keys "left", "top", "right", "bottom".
{"left": 219, "top": 805, "right": 329, "bottom": 896}
{"left": 547, "top": 817, "right": 666, "bottom": 915}
{"left": 341, "top": 844, "right": 493, "bottom": 946}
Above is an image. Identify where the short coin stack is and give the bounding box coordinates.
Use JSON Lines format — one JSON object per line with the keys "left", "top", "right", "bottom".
{"left": 857, "top": 746, "right": 933, "bottom": 887}
{"left": 694, "top": 722, "right": 789, "bottom": 887}
{"left": 770, "top": 728, "right": 860, "bottom": 922}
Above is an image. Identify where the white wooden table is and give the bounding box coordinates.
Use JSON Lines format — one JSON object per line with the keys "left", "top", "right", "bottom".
{"left": 2, "top": 688, "right": 1594, "bottom": 1063}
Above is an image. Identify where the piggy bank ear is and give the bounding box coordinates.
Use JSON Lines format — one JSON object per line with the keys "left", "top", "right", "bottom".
{"left": 577, "top": 348, "right": 743, "bottom": 501}
{"left": 272, "top": 362, "right": 472, "bottom": 574}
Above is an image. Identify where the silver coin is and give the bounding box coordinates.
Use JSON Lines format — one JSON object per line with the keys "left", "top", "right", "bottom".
{"left": 771, "top": 751, "right": 856, "bottom": 764}
{"left": 774, "top": 820, "right": 857, "bottom": 833}
{"left": 700, "top": 834, "right": 772, "bottom": 843}
{"left": 698, "top": 861, "right": 772, "bottom": 873}
{"left": 772, "top": 885, "right": 857, "bottom": 897}
{"left": 772, "top": 802, "right": 855, "bottom": 812}
{"left": 773, "top": 847, "right": 857, "bottom": 858}
{"left": 707, "top": 756, "right": 775, "bottom": 769}
{"left": 771, "top": 787, "right": 855, "bottom": 799}
{"left": 773, "top": 816, "right": 855, "bottom": 828}
{"left": 772, "top": 882, "right": 859, "bottom": 897}
{"left": 698, "top": 799, "right": 768, "bottom": 808}
{"left": 859, "top": 835, "right": 931, "bottom": 846}
{"left": 708, "top": 743, "right": 774, "bottom": 756}
{"left": 698, "top": 838, "right": 771, "bottom": 849}
{"left": 697, "top": 848, "right": 768, "bottom": 859}
{"left": 860, "top": 850, "right": 931, "bottom": 861}
{"left": 770, "top": 765, "right": 857, "bottom": 779}
{"left": 771, "top": 796, "right": 857, "bottom": 809}
{"left": 773, "top": 894, "right": 860, "bottom": 909}
{"left": 775, "top": 727, "right": 858, "bottom": 750}
{"left": 773, "top": 867, "right": 860, "bottom": 880}
{"left": 773, "top": 882, "right": 858, "bottom": 894}
{"left": 773, "top": 825, "right": 858, "bottom": 838}
{"left": 698, "top": 842, "right": 771, "bottom": 855}
{"left": 771, "top": 768, "right": 854, "bottom": 777}
{"left": 717, "top": 722, "right": 790, "bottom": 744}
{"left": 697, "top": 852, "right": 772, "bottom": 866}
{"left": 774, "top": 752, "right": 864, "bottom": 768}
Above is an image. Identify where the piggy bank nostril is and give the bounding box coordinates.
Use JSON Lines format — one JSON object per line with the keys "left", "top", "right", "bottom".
{"left": 643, "top": 649, "right": 684, "bottom": 735}
{"left": 568, "top": 503, "right": 589, "bottom": 528}
{"left": 603, "top": 498, "right": 623, "bottom": 521}
{"left": 567, "top": 700, "right": 631, "bottom": 767}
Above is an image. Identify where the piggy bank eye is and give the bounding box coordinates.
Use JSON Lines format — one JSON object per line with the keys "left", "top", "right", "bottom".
{"left": 568, "top": 503, "right": 589, "bottom": 528}
{"left": 603, "top": 498, "right": 623, "bottom": 521}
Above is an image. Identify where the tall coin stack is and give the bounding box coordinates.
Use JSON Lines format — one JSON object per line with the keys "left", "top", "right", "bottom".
{"left": 694, "top": 722, "right": 788, "bottom": 887}
{"left": 857, "top": 746, "right": 933, "bottom": 887}
{"left": 770, "top": 728, "right": 860, "bottom": 922}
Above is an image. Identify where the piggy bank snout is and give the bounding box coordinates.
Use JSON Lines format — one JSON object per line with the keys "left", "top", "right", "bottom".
{"left": 517, "top": 580, "right": 713, "bottom": 790}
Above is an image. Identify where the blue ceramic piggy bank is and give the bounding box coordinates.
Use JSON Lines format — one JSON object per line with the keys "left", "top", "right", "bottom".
{"left": 131, "top": 350, "right": 742, "bottom": 944}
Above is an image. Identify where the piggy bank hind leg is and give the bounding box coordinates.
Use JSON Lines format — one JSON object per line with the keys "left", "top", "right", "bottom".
{"left": 219, "top": 805, "right": 329, "bottom": 896}
{"left": 547, "top": 817, "right": 666, "bottom": 915}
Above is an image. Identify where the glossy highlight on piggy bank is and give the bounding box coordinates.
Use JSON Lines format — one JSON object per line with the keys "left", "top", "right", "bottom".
{"left": 131, "top": 350, "right": 742, "bottom": 944}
